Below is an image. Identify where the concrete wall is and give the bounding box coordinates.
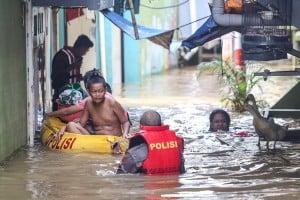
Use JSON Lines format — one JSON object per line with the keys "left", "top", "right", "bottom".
{"left": 137, "top": 0, "right": 179, "bottom": 78}
{"left": 49, "top": 1, "right": 214, "bottom": 87}
{"left": 118, "top": 0, "right": 214, "bottom": 82}
{"left": 62, "top": 1, "right": 189, "bottom": 84}
{"left": 66, "top": 9, "right": 97, "bottom": 79}
{"left": 107, "top": 0, "right": 183, "bottom": 84}
{"left": 123, "top": 13, "right": 140, "bottom": 83}
{"left": 0, "top": 0, "right": 27, "bottom": 162}
{"left": 178, "top": 0, "right": 212, "bottom": 39}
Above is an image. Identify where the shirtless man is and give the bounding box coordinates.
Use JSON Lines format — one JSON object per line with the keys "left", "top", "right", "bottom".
{"left": 66, "top": 72, "right": 130, "bottom": 137}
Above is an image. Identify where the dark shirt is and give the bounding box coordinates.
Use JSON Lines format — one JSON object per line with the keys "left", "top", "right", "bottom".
{"left": 51, "top": 47, "right": 82, "bottom": 110}
{"left": 117, "top": 143, "right": 185, "bottom": 174}
{"left": 51, "top": 48, "right": 82, "bottom": 92}
{"left": 117, "top": 143, "right": 148, "bottom": 174}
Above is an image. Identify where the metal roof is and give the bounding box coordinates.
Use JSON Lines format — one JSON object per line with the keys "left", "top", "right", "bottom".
{"left": 32, "top": 0, "right": 114, "bottom": 10}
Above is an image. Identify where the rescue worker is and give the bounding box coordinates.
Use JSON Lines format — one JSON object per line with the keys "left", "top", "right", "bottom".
{"left": 117, "top": 110, "right": 185, "bottom": 175}
{"left": 51, "top": 34, "right": 93, "bottom": 111}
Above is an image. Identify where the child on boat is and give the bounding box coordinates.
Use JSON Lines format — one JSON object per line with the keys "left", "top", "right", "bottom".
{"left": 45, "top": 69, "right": 130, "bottom": 153}
{"left": 45, "top": 69, "right": 112, "bottom": 123}
{"left": 60, "top": 72, "right": 130, "bottom": 138}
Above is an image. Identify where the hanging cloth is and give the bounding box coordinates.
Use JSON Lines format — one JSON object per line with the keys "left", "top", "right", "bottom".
{"left": 100, "top": 9, "right": 174, "bottom": 49}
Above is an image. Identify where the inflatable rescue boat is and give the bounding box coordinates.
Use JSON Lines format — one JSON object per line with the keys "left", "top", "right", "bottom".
{"left": 40, "top": 117, "right": 128, "bottom": 153}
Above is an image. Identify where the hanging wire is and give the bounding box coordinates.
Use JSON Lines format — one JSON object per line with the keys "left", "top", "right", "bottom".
{"left": 174, "top": 15, "right": 210, "bottom": 31}
{"left": 140, "top": 0, "right": 190, "bottom": 10}
{"left": 115, "top": 0, "right": 209, "bottom": 32}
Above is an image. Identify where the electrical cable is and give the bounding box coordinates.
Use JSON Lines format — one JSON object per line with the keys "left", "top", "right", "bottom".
{"left": 140, "top": 0, "right": 190, "bottom": 10}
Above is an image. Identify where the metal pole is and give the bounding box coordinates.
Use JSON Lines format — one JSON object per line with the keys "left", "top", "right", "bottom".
{"left": 25, "top": 0, "right": 35, "bottom": 146}
{"left": 128, "top": 0, "right": 139, "bottom": 39}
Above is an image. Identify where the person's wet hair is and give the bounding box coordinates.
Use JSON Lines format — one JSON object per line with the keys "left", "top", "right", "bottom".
{"left": 140, "top": 110, "right": 162, "bottom": 126}
{"left": 83, "top": 68, "right": 103, "bottom": 84}
{"left": 83, "top": 68, "right": 112, "bottom": 93}
{"left": 209, "top": 109, "right": 231, "bottom": 131}
{"left": 85, "top": 71, "right": 107, "bottom": 90}
{"left": 73, "top": 35, "right": 93, "bottom": 48}
{"left": 105, "top": 83, "right": 112, "bottom": 94}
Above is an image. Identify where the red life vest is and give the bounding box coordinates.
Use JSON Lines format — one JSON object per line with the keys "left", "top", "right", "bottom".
{"left": 61, "top": 46, "right": 81, "bottom": 83}
{"left": 136, "top": 125, "right": 183, "bottom": 175}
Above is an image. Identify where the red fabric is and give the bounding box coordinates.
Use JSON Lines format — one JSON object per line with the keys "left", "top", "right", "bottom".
{"left": 66, "top": 8, "right": 84, "bottom": 22}
{"left": 56, "top": 97, "right": 90, "bottom": 122}
{"left": 56, "top": 100, "right": 83, "bottom": 122}
{"left": 138, "top": 126, "right": 183, "bottom": 175}
{"left": 76, "top": 97, "right": 89, "bottom": 110}
{"left": 234, "top": 49, "right": 244, "bottom": 66}
{"left": 233, "top": 131, "right": 250, "bottom": 137}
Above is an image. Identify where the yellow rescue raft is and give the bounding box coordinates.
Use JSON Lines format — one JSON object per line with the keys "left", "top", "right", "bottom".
{"left": 40, "top": 117, "right": 128, "bottom": 153}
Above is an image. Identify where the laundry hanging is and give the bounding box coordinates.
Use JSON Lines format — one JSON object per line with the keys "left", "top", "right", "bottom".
{"left": 66, "top": 8, "right": 84, "bottom": 22}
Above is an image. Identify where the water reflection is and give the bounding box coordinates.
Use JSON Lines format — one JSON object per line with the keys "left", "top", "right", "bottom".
{"left": 1, "top": 66, "right": 300, "bottom": 199}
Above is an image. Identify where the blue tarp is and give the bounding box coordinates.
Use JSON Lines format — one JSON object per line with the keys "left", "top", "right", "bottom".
{"left": 182, "top": 16, "right": 241, "bottom": 49}
{"left": 101, "top": 9, "right": 240, "bottom": 50}
{"left": 101, "top": 9, "right": 174, "bottom": 49}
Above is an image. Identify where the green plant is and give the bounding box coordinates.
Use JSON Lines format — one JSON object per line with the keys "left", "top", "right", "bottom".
{"left": 197, "top": 60, "right": 267, "bottom": 112}
{"left": 196, "top": 60, "right": 222, "bottom": 76}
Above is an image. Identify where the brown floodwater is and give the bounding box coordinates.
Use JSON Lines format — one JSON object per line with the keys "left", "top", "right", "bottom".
{"left": 1, "top": 64, "right": 300, "bottom": 200}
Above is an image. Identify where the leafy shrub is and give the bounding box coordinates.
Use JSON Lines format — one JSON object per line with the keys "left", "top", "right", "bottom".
{"left": 197, "top": 60, "right": 268, "bottom": 112}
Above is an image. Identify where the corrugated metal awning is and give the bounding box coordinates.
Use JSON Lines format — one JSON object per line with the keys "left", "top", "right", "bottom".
{"left": 32, "top": 0, "right": 114, "bottom": 10}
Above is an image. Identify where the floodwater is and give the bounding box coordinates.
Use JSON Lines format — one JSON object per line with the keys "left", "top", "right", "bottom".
{"left": 1, "top": 64, "right": 300, "bottom": 200}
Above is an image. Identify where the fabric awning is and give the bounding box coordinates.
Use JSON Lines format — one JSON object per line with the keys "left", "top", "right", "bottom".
{"left": 181, "top": 16, "right": 241, "bottom": 50}
{"left": 101, "top": 10, "right": 241, "bottom": 50}
{"left": 101, "top": 9, "right": 174, "bottom": 49}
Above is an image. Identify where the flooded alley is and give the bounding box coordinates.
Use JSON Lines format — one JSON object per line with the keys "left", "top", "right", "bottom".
{"left": 1, "top": 65, "right": 300, "bottom": 200}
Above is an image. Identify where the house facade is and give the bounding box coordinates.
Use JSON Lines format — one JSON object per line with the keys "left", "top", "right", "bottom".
{"left": 0, "top": 0, "right": 27, "bottom": 162}
{"left": 0, "top": 0, "right": 212, "bottom": 162}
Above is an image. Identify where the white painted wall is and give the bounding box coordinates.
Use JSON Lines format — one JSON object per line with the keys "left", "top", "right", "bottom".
{"left": 178, "top": 0, "right": 212, "bottom": 39}
{"left": 26, "top": 0, "right": 34, "bottom": 146}
{"left": 44, "top": 8, "right": 52, "bottom": 111}
{"left": 99, "top": 13, "right": 107, "bottom": 79}
{"left": 111, "top": 27, "right": 122, "bottom": 84}
{"left": 66, "top": 9, "right": 97, "bottom": 76}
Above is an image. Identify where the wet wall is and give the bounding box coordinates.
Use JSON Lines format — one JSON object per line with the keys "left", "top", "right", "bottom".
{"left": 122, "top": 0, "right": 180, "bottom": 83}
{"left": 0, "top": 0, "right": 27, "bottom": 162}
